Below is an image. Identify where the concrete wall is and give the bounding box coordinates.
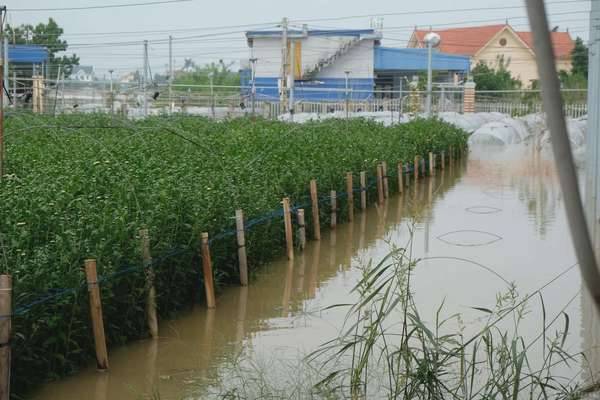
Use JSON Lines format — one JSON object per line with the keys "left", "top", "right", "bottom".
{"left": 251, "top": 35, "right": 374, "bottom": 79}
{"left": 248, "top": 34, "right": 375, "bottom": 100}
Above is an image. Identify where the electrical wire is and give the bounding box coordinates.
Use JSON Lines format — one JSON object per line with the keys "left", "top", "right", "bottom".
{"left": 11, "top": 0, "right": 194, "bottom": 12}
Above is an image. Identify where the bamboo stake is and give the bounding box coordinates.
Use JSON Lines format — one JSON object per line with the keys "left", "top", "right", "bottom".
{"left": 376, "top": 165, "right": 384, "bottom": 205}
{"left": 397, "top": 162, "right": 404, "bottom": 193}
{"left": 84, "top": 260, "right": 109, "bottom": 370}
{"left": 441, "top": 151, "right": 445, "bottom": 170}
{"left": 282, "top": 197, "right": 294, "bottom": 260}
{"left": 330, "top": 190, "right": 337, "bottom": 229}
{"left": 0, "top": 275, "right": 11, "bottom": 400}
{"left": 200, "top": 233, "right": 216, "bottom": 309}
{"left": 346, "top": 171, "right": 354, "bottom": 222}
{"left": 139, "top": 229, "right": 158, "bottom": 339}
{"left": 429, "top": 152, "right": 434, "bottom": 176}
{"left": 310, "top": 179, "right": 321, "bottom": 241}
{"left": 235, "top": 209, "right": 248, "bottom": 286}
{"left": 360, "top": 171, "right": 367, "bottom": 210}
{"left": 297, "top": 209, "right": 306, "bottom": 251}
{"left": 382, "top": 161, "right": 389, "bottom": 199}
{"left": 414, "top": 155, "right": 420, "bottom": 180}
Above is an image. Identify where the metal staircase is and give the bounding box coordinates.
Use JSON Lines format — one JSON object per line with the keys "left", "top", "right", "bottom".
{"left": 301, "top": 37, "right": 363, "bottom": 81}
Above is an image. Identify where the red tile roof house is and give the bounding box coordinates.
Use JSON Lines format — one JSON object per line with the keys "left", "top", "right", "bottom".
{"left": 408, "top": 24, "right": 574, "bottom": 88}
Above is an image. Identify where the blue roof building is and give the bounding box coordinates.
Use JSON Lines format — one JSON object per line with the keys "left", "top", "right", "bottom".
{"left": 242, "top": 27, "right": 470, "bottom": 102}
{"left": 8, "top": 45, "right": 49, "bottom": 64}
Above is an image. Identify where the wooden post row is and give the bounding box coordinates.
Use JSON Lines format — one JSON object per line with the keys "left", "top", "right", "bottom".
{"left": 360, "top": 171, "right": 367, "bottom": 211}
{"left": 297, "top": 209, "right": 306, "bottom": 251}
{"left": 200, "top": 233, "right": 217, "bottom": 309}
{"left": 309, "top": 179, "right": 321, "bottom": 241}
{"left": 0, "top": 275, "right": 12, "bottom": 399}
{"left": 346, "top": 172, "right": 354, "bottom": 222}
{"left": 414, "top": 155, "right": 420, "bottom": 180}
{"left": 330, "top": 191, "right": 337, "bottom": 229}
{"left": 139, "top": 229, "right": 158, "bottom": 339}
{"left": 429, "top": 152, "right": 434, "bottom": 176}
{"left": 397, "top": 162, "right": 404, "bottom": 193}
{"left": 84, "top": 260, "right": 109, "bottom": 370}
{"left": 282, "top": 198, "right": 294, "bottom": 260}
{"left": 382, "top": 161, "right": 389, "bottom": 199}
{"left": 235, "top": 210, "right": 248, "bottom": 286}
{"left": 376, "top": 165, "right": 384, "bottom": 205}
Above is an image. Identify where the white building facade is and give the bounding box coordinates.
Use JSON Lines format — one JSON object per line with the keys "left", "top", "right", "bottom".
{"left": 244, "top": 28, "right": 381, "bottom": 101}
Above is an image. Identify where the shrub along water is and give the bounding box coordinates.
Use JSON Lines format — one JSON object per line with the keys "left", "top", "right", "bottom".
{"left": 0, "top": 114, "right": 467, "bottom": 395}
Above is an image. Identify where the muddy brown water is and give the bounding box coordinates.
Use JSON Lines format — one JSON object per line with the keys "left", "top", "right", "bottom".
{"left": 30, "top": 146, "right": 596, "bottom": 399}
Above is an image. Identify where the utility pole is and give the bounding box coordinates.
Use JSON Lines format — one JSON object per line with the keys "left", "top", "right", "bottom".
{"left": 108, "top": 69, "right": 114, "bottom": 114}
{"left": 525, "top": 0, "right": 600, "bottom": 312}
{"left": 143, "top": 40, "right": 149, "bottom": 117}
{"left": 3, "top": 36, "right": 7, "bottom": 104}
{"left": 344, "top": 70, "right": 350, "bottom": 119}
{"left": 208, "top": 71, "right": 215, "bottom": 118}
{"left": 0, "top": 7, "right": 6, "bottom": 180}
{"left": 280, "top": 17, "right": 288, "bottom": 112}
{"left": 585, "top": 0, "right": 600, "bottom": 255}
{"left": 289, "top": 39, "right": 295, "bottom": 121}
{"left": 249, "top": 57, "right": 257, "bottom": 117}
{"left": 168, "top": 35, "right": 173, "bottom": 114}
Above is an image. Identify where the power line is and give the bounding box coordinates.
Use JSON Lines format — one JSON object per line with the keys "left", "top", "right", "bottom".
{"left": 11, "top": 0, "right": 193, "bottom": 12}
{"left": 291, "top": 0, "right": 594, "bottom": 23}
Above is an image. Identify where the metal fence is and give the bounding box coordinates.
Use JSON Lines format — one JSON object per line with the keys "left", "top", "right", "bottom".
{"left": 6, "top": 79, "right": 589, "bottom": 121}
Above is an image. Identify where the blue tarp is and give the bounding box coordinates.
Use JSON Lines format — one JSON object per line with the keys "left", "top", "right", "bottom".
{"left": 240, "top": 76, "right": 375, "bottom": 101}
{"left": 8, "top": 45, "right": 49, "bottom": 64}
{"left": 374, "top": 47, "right": 469, "bottom": 72}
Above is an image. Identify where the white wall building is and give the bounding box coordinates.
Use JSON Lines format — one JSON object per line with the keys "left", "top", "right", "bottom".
{"left": 70, "top": 66, "right": 95, "bottom": 82}
{"left": 245, "top": 27, "right": 382, "bottom": 100}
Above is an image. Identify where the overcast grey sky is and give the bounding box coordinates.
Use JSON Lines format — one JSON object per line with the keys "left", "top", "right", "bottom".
{"left": 3, "top": 0, "right": 592, "bottom": 77}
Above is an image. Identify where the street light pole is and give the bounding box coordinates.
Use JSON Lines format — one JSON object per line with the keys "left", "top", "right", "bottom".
{"left": 424, "top": 32, "right": 441, "bottom": 117}
{"left": 427, "top": 41, "right": 433, "bottom": 116}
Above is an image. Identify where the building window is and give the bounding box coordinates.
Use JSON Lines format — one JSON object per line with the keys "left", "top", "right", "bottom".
{"left": 499, "top": 38, "right": 507, "bottom": 47}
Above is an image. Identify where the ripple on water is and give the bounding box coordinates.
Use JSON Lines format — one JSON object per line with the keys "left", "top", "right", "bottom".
{"left": 465, "top": 206, "right": 503, "bottom": 215}
{"left": 437, "top": 230, "right": 503, "bottom": 247}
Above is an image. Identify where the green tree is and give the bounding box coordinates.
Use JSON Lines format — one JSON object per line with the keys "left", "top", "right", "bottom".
{"left": 173, "top": 59, "right": 240, "bottom": 91}
{"left": 471, "top": 56, "right": 522, "bottom": 91}
{"left": 6, "top": 18, "right": 79, "bottom": 79}
{"left": 570, "top": 37, "right": 588, "bottom": 78}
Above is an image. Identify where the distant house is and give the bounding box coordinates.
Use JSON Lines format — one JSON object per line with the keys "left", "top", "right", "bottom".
{"left": 408, "top": 24, "right": 574, "bottom": 87}
{"left": 120, "top": 71, "right": 139, "bottom": 83}
{"left": 70, "top": 66, "right": 95, "bottom": 81}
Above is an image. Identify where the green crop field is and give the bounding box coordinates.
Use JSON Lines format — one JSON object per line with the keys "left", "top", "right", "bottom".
{"left": 0, "top": 113, "right": 467, "bottom": 395}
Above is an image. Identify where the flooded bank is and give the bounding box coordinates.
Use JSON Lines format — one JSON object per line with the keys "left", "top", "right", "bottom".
{"left": 31, "top": 146, "right": 592, "bottom": 399}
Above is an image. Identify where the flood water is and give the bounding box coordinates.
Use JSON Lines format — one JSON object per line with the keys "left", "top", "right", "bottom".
{"left": 31, "top": 146, "right": 596, "bottom": 399}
